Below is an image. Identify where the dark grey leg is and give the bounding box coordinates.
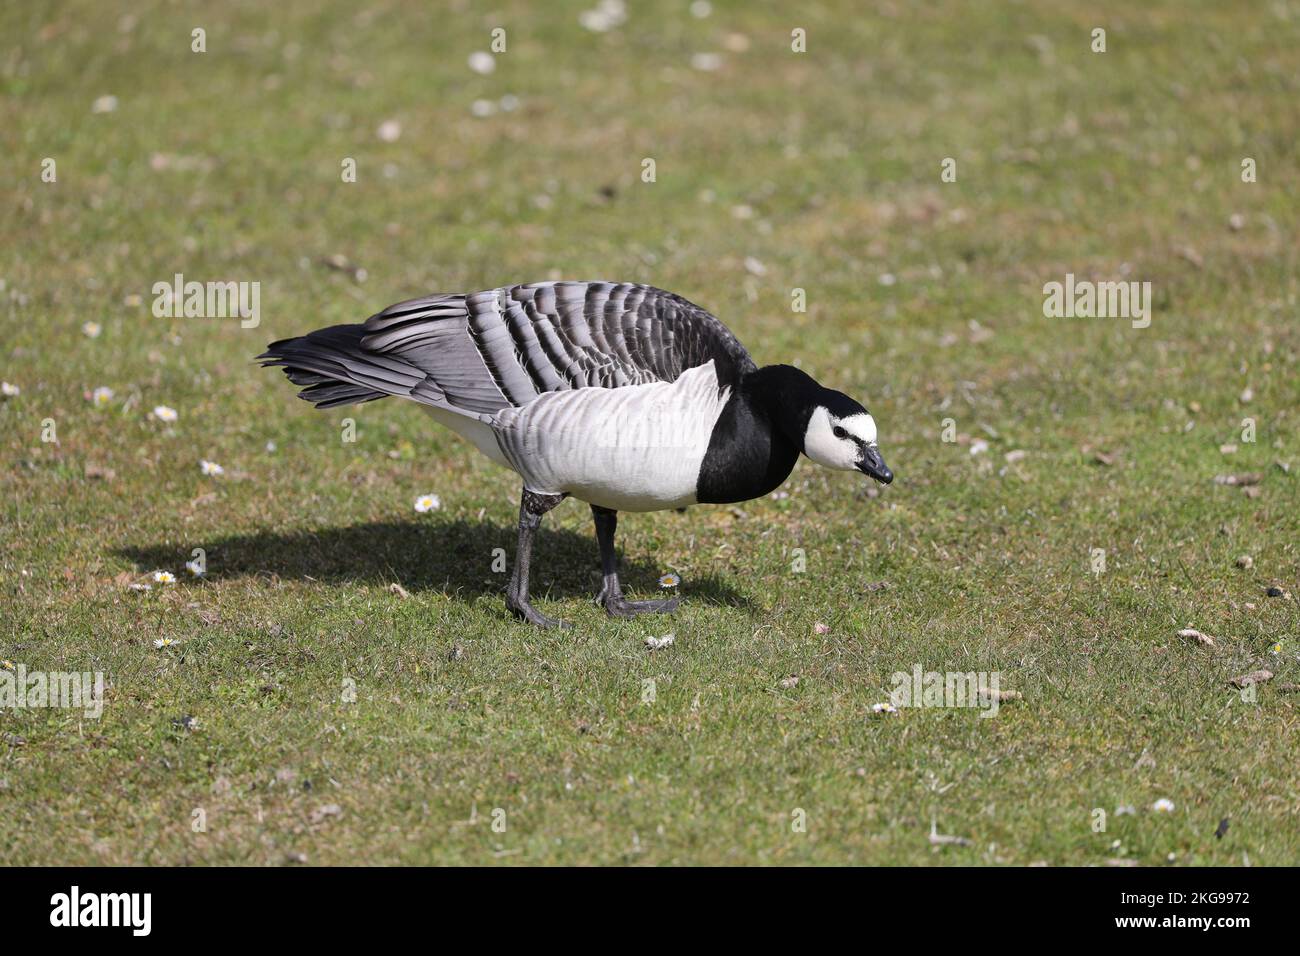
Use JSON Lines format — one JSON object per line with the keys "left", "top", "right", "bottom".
{"left": 592, "top": 505, "right": 682, "bottom": 618}
{"left": 506, "top": 488, "right": 569, "bottom": 628}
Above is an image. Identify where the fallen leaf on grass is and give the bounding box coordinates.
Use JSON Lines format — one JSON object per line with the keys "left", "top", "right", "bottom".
{"left": 1229, "top": 670, "right": 1272, "bottom": 689}
{"left": 308, "top": 804, "right": 342, "bottom": 825}
{"left": 1177, "top": 628, "right": 1216, "bottom": 648}
{"left": 1214, "top": 473, "right": 1262, "bottom": 486}
{"left": 928, "top": 819, "right": 972, "bottom": 847}
{"left": 320, "top": 254, "right": 366, "bottom": 281}
{"left": 981, "top": 688, "right": 1022, "bottom": 702}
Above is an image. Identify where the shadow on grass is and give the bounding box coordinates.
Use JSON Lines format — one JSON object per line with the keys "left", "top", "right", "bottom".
{"left": 118, "top": 519, "right": 751, "bottom": 608}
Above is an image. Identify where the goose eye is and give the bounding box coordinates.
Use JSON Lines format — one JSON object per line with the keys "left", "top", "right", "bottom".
{"left": 832, "top": 425, "right": 848, "bottom": 439}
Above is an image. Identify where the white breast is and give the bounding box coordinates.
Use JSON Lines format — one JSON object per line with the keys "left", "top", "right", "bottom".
{"left": 490, "top": 362, "right": 730, "bottom": 512}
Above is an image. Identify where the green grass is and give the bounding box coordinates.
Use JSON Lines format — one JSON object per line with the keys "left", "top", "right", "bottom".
{"left": 2, "top": 0, "right": 1298, "bottom": 865}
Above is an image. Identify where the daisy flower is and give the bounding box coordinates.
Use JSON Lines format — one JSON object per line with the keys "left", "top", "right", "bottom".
{"left": 199, "top": 459, "right": 225, "bottom": 476}
{"left": 658, "top": 572, "right": 681, "bottom": 589}
{"left": 82, "top": 321, "right": 102, "bottom": 338}
{"left": 153, "top": 638, "right": 176, "bottom": 649}
{"left": 871, "top": 702, "right": 899, "bottom": 715}
{"left": 185, "top": 559, "right": 205, "bottom": 577}
{"left": 413, "top": 493, "right": 441, "bottom": 513}
{"left": 1152, "top": 798, "right": 1175, "bottom": 813}
{"left": 152, "top": 570, "right": 176, "bottom": 585}
{"left": 91, "top": 386, "right": 114, "bottom": 407}
{"left": 1, "top": 382, "right": 19, "bottom": 398}
{"left": 1271, "top": 642, "right": 1283, "bottom": 655}
{"left": 151, "top": 405, "right": 178, "bottom": 423}
{"left": 128, "top": 583, "right": 153, "bottom": 592}
{"left": 0, "top": 660, "right": 14, "bottom": 671}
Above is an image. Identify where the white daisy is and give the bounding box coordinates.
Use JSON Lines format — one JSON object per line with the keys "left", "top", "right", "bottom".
{"left": 872, "top": 702, "right": 899, "bottom": 715}
{"left": 467, "top": 51, "right": 496, "bottom": 75}
{"left": 199, "top": 459, "right": 225, "bottom": 476}
{"left": 1, "top": 382, "right": 19, "bottom": 398}
{"left": 153, "top": 638, "right": 176, "bottom": 649}
{"left": 658, "top": 572, "right": 681, "bottom": 589}
{"left": 1152, "top": 798, "right": 1175, "bottom": 813}
{"left": 152, "top": 570, "right": 176, "bottom": 585}
{"left": 185, "top": 559, "right": 205, "bottom": 577}
{"left": 91, "top": 386, "right": 115, "bottom": 407}
{"left": 82, "top": 321, "right": 103, "bottom": 338}
{"left": 413, "top": 493, "right": 441, "bottom": 513}
{"left": 151, "top": 405, "right": 178, "bottom": 423}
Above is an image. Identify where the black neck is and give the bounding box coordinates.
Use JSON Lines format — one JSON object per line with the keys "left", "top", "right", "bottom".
{"left": 695, "top": 365, "right": 811, "bottom": 504}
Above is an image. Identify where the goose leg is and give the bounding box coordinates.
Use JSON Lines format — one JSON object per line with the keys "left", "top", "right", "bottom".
{"left": 506, "top": 489, "right": 569, "bottom": 628}
{"left": 592, "top": 505, "right": 682, "bottom": 617}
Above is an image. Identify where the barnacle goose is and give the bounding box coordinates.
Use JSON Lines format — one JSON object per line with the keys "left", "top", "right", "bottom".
{"left": 260, "top": 281, "right": 892, "bottom": 627}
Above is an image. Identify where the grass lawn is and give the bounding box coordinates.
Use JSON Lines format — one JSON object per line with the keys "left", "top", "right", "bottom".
{"left": 2, "top": 0, "right": 1298, "bottom": 865}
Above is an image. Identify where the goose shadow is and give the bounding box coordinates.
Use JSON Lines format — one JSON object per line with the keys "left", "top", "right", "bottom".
{"left": 117, "top": 519, "right": 752, "bottom": 610}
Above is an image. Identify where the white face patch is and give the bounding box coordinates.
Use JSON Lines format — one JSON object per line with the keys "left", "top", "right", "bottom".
{"left": 803, "top": 407, "right": 876, "bottom": 471}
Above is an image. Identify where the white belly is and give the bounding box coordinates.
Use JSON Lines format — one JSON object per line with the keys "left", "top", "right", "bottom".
{"left": 421, "top": 405, "right": 513, "bottom": 468}
{"left": 490, "top": 362, "right": 730, "bottom": 512}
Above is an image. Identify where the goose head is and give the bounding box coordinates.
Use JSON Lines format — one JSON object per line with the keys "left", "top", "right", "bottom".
{"left": 747, "top": 364, "right": 893, "bottom": 486}
{"left": 801, "top": 391, "right": 893, "bottom": 484}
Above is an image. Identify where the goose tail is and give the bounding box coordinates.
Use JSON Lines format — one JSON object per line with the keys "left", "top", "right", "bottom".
{"left": 258, "top": 324, "right": 419, "bottom": 409}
